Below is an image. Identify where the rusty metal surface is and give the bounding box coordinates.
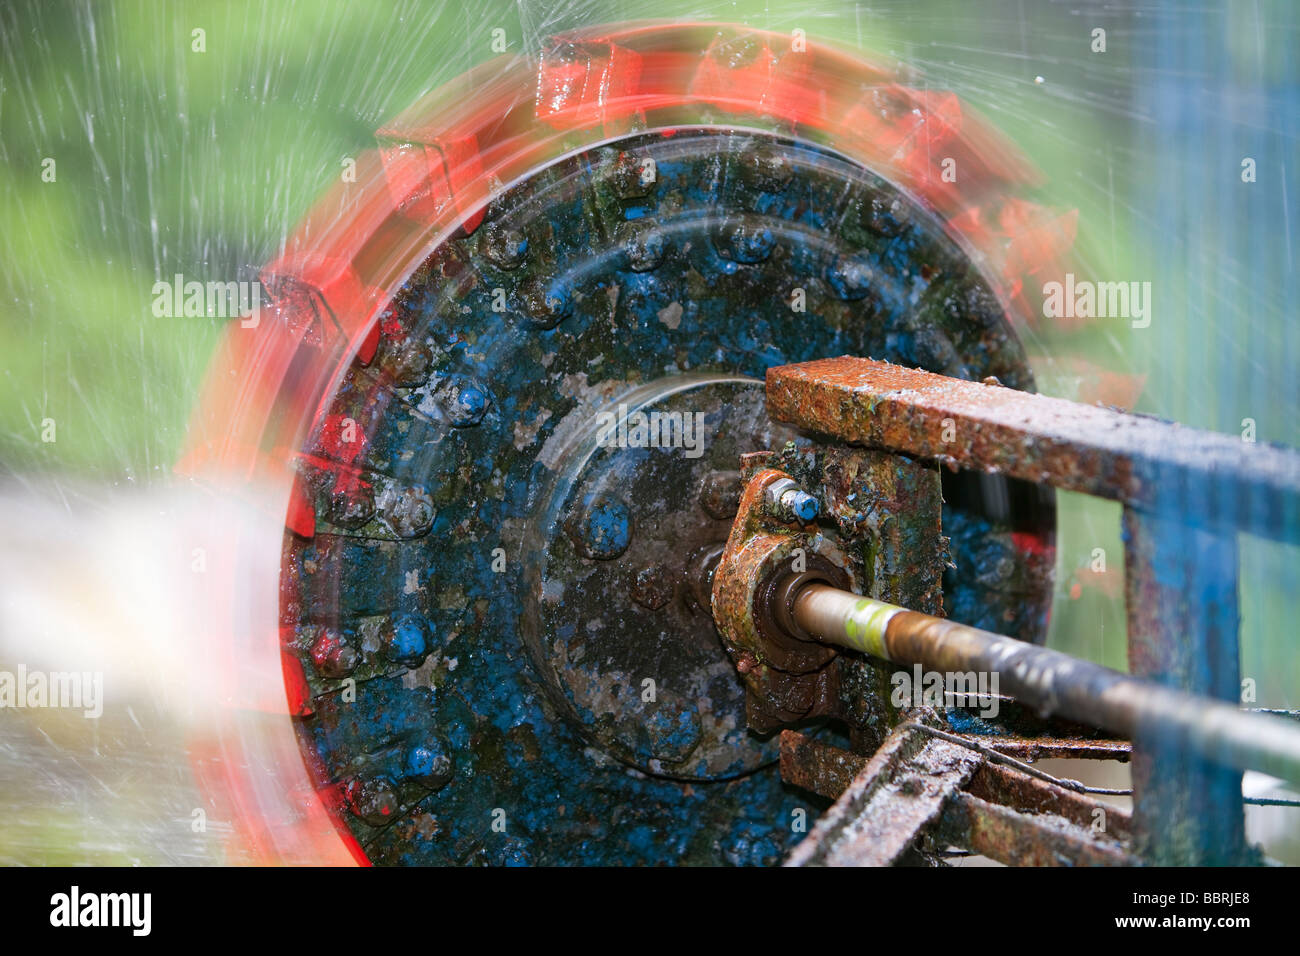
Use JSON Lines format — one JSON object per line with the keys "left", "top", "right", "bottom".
{"left": 980, "top": 736, "right": 1130, "bottom": 762}
{"left": 767, "top": 356, "right": 1300, "bottom": 545}
{"left": 780, "top": 727, "right": 1127, "bottom": 796}
{"left": 522, "top": 377, "right": 801, "bottom": 779}
{"left": 1124, "top": 507, "right": 1250, "bottom": 864}
{"left": 711, "top": 449, "right": 944, "bottom": 734}
{"left": 967, "top": 761, "right": 1131, "bottom": 841}
{"left": 780, "top": 728, "right": 1138, "bottom": 863}
{"left": 938, "top": 793, "right": 1135, "bottom": 867}
{"left": 785, "top": 723, "right": 982, "bottom": 866}
{"left": 779, "top": 730, "right": 867, "bottom": 799}
{"left": 710, "top": 466, "right": 844, "bottom": 730}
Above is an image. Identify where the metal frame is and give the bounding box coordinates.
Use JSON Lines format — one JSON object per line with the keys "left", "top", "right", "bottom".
{"left": 761, "top": 356, "right": 1300, "bottom": 865}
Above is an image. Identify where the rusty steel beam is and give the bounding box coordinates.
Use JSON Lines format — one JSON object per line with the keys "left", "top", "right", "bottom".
{"left": 966, "top": 761, "right": 1132, "bottom": 842}
{"left": 779, "top": 731, "right": 867, "bottom": 800}
{"left": 938, "top": 793, "right": 1136, "bottom": 867}
{"left": 789, "top": 582, "right": 1300, "bottom": 785}
{"left": 780, "top": 729, "right": 1130, "bottom": 804}
{"left": 785, "top": 723, "right": 982, "bottom": 867}
{"left": 780, "top": 730, "right": 1135, "bottom": 865}
{"left": 767, "top": 357, "right": 1300, "bottom": 545}
{"left": 980, "top": 736, "right": 1130, "bottom": 762}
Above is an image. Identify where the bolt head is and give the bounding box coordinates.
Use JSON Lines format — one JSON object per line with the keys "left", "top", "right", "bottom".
{"left": 699, "top": 470, "right": 741, "bottom": 519}
{"left": 741, "top": 145, "right": 794, "bottom": 192}
{"left": 381, "top": 613, "right": 432, "bottom": 667}
{"left": 714, "top": 217, "right": 775, "bottom": 264}
{"left": 631, "top": 564, "right": 674, "bottom": 610}
{"left": 447, "top": 381, "right": 489, "bottom": 427}
{"left": 827, "top": 254, "right": 874, "bottom": 300}
{"left": 623, "top": 226, "right": 667, "bottom": 272}
{"left": 378, "top": 484, "right": 435, "bottom": 538}
{"left": 643, "top": 696, "right": 702, "bottom": 763}
{"left": 344, "top": 775, "right": 399, "bottom": 827}
{"left": 310, "top": 628, "right": 359, "bottom": 679}
{"left": 782, "top": 489, "right": 820, "bottom": 523}
{"left": 862, "top": 192, "right": 910, "bottom": 237}
{"left": 566, "top": 494, "right": 632, "bottom": 560}
{"left": 522, "top": 278, "right": 572, "bottom": 328}
{"left": 404, "top": 741, "right": 454, "bottom": 791}
{"left": 483, "top": 221, "right": 528, "bottom": 269}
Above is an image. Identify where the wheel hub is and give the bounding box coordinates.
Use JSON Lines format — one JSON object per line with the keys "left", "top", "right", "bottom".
{"left": 527, "top": 375, "right": 800, "bottom": 779}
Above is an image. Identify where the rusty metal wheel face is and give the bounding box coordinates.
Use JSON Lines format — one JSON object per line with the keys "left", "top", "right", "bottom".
{"left": 277, "top": 127, "right": 1052, "bottom": 864}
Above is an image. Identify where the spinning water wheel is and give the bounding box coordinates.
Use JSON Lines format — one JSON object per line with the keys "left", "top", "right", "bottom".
{"left": 181, "top": 22, "right": 1300, "bottom": 866}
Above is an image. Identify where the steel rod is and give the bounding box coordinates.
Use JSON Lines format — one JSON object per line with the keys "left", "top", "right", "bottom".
{"left": 790, "top": 582, "right": 1300, "bottom": 785}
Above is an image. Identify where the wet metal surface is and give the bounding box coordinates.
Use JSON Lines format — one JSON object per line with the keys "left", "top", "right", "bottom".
{"left": 781, "top": 727, "right": 1138, "bottom": 865}
{"left": 788, "top": 581, "right": 1300, "bottom": 785}
{"left": 785, "top": 721, "right": 981, "bottom": 866}
{"left": 975, "top": 736, "right": 1129, "bottom": 762}
{"left": 767, "top": 356, "right": 1300, "bottom": 545}
{"left": 938, "top": 792, "right": 1134, "bottom": 867}
{"left": 966, "top": 761, "right": 1131, "bottom": 841}
{"left": 779, "top": 730, "right": 868, "bottom": 800}
{"left": 527, "top": 377, "right": 797, "bottom": 779}
{"left": 764, "top": 354, "right": 1300, "bottom": 864}
{"left": 280, "top": 129, "right": 1045, "bottom": 864}
{"left": 1124, "top": 507, "right": 1249, "bottom": 864}
{"left": 711, "top": 447, "right": 946, "bottom": 737}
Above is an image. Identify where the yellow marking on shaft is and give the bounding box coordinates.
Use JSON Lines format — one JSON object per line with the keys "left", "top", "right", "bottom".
{"left": 839, "top": 597, "right": 898, "bottom": 660}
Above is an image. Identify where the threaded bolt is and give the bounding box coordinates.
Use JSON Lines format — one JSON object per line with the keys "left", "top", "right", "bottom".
{"left": 764, "top": 478, "right": 819, "bottom": 524}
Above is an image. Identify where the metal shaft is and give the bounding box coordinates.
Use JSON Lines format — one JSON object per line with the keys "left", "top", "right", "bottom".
{"left": 791, "top": 582, "right": 1300, "bottom": 785}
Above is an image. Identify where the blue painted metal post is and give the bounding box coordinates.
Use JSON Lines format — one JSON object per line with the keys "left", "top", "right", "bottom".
{"left": 1124, "top": 503, "right": 1249, "bottom": 864}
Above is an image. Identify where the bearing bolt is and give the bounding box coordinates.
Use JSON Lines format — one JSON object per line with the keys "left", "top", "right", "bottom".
{"left": 484, "top": 221, "right": 528, "bottom": 270}
{"left": 827, "top": 254, "right": 874, "bottom": 300}
{"left": 522, "top": 279, "right": 572, "bottom": 328}
{"left": 624, "top": 227, "right": 667, "bottom": 272}
{"left": 714, "top": 217, "right": 776, "bottom": 264}
{"left": 644, "top": 694, "right": 702, "bottom": 763}
{"left": 381, "top": 613, "right": 433, "bottom": 667}
{"left": 377, "top": 483, "right": 435, "bottom": 538}
{"left": 764, "top": 478, "right": 819, "bottom": 524}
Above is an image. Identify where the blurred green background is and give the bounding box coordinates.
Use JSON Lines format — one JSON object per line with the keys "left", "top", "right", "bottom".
{"left": 0, "top": 1, "right": 1295, "bottom": 700}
